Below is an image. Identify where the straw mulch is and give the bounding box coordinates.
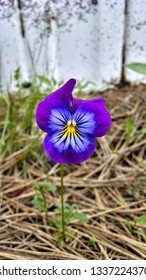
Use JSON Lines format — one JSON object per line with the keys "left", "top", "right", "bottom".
{"left": 0, "top": 84, "right": 146, "bottom": 260}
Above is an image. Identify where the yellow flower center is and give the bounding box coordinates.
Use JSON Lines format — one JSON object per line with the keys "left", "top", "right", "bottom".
{"left": 62, "top": 120, "right": 79, "bottom": 138}
{"left": 67, "top": 124, "right": 76, "bottom": 134}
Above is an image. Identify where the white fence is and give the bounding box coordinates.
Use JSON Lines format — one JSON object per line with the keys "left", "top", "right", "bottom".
{"left": 0, "top": 0, "right": 146, "bottom": 91}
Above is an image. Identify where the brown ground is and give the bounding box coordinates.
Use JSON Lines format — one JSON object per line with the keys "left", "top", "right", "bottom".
{"left": 0, "top": 84, "right": 146, "bottom": 260}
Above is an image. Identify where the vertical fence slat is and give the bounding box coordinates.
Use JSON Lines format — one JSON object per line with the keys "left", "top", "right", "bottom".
{"left": 125, "top": 0, "right": 146, "bottom": 83}
{"left": 97, "top": 0, "right": 125, "bottom": 87}
{"left": 0, "top": 17, "right": 18, "bottom": 90}
{"left": 52, "top": 0, "right": 125, "bottom": 89}
{"left": 53, "top": 2, "right": 99, "bottom": 85}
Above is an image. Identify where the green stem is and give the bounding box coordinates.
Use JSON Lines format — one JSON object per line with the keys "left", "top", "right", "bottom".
{"left": 60, "top": 163, "right": 65, "bottom": 242}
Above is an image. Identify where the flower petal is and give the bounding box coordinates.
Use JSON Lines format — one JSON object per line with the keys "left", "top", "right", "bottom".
{"left": 44, "top": 133, "right": 96, "bottom": 164}
{"left": 74, "top": 98, "right": 111, "bottom": 137}
{"left": 36, "top": 100, "right": 71, "bottom": 133}
{"left": 36, "top": 78, "right": 76, "bottom": 132}
{"left": 72, "top": 97, "right": 86, "bottom": 113}
{"left": 46, "top": 78, "right": 76, "bottom": 108}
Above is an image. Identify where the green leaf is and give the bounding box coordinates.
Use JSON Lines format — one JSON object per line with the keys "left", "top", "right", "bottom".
{"left": 137, "top": 128, "right": 146, "bottom": 141}
{"left": 133, "top": 229, "right": 145, "bottom": 237}
{"left": 74, "top": 213, "right": 89, "bottom": 223}
{"left": 37, "top": 75, "right": 51, "bottom": 85}
{"left": 41, "top": 184, "right": 48, "bottom": 193}
{"left": 34, "top": 181, "right": 51, "bottom": 193}
{"left": 125, "top": 118, "right": 134, "bottom": 144}
{"left": 33, "top": 181, "right": 41, "bottom": 191}
{"left": 53, "top": 232, "right": 64, "bottom": 243}
{"left": 64, "top": 215, "right": 71, "bottom": 225}
{"left": 55, "top": 204, "right": 67, "bottom": 215}
{"left": 125, "top": 63, "right": 146, "bottom": 75}
{"left": 47, "top": 185, "right": 57, "bottom": 192}
{"left": 14, "top": 68, "right": 20, "bottom": 81}
{"left": 53, "top": 230, "right": 74, "bottom": 243}
{"left": 125, "top": 220, "right": 132, "bottom": 231}
{"left": 68, "top": 203, "right": 76, "bottom": 214}
{"left": 88, "top": 238, "right": 96, "bottom": 247}
{"left": 51, "top": 216, "right": 62, "bottom": 229}
{"left": 132, "top": 177, "right": 146, "bottom": 193}
{"left": 136, "top": 215, "right": 146, "bottom": 225}
{"left": 31, "top": 195, "right": 45, "bottom": 212}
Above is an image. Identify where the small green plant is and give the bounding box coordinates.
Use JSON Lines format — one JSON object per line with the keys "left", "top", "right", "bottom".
{"left": 32, "top": 181, "right": 89, "bottom": 241}
{"left": 37, "top": 75, "right": 61, "bottom": 93}
{"left": 14, "top": 67, "right": 21, "bottom": 87}
{"left": 51, "top": 203, "right": 89, "bottom": 242}
{"left": 125, "top": 219, "right": 145, "bottom": 237}
{"left": 125, "top": 118, "right": 134, "bottom": 145}
{"left": 0, "top": 71, "right": 61, "bottom": 165}
{"left": 75, "top": 80, "right": 97, "bottom": 95}
{"left": 32, "top": 181, "right": 57, "bottom": 226}
{"left": 0, "top": 95, "right": 10, "bottom": 154}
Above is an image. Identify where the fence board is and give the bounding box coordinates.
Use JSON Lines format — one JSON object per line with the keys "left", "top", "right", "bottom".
{"left": 125, "top": 0, "right": 146, "bottom": 84}
{"left": 0, "top": 0, "right": 146, "bottom": 91}
{"left": 49, "top": 0, "right": 125, "bottom": 89}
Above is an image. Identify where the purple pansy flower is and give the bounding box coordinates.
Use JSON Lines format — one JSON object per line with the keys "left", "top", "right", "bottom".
{"left": 36, "top": 78, "right": 111, "bottom": 164}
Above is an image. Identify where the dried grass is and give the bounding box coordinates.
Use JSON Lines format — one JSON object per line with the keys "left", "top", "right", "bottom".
{"left": 0, "top": 85, "right": 146, "bottom": 259}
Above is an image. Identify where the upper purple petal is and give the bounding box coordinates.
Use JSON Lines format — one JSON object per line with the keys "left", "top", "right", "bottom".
{"left": 72, "top": 97, "right": 86, "bottom": 113}
{"left": 45, "top": 78, "right": 76, "bottom": 108}
{"left": 36, "top": 78, "right": 76, "bottom": 132}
